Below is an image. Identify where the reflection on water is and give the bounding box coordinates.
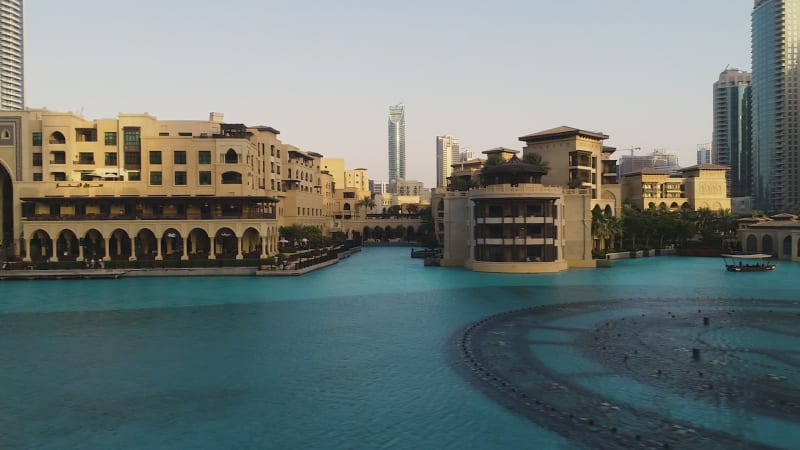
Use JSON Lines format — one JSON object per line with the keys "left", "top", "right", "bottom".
{"left": 0, "top": 249, "right": 798, "bottom": 449}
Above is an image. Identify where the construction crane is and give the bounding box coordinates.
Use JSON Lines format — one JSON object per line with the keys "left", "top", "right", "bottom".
{"left": 627, "top": 146, "right": 641, "bottom": 156}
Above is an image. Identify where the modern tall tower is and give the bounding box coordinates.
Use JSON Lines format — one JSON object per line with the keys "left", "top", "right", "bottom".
{"left": 751, "top": 0, "right": 800, "bottom": 212}
{"left": 712, "top": 68, "right": 751, "bottom": 197}
{"left": 0, "top": 0, "right": 23, "bottom": 110}
{"left": 697, "top": 143, "right": 712, "bottom": 165}
{"left": 388, "top": 104, "right": 405, "bottom": 182}
{"left": 436, "top": 135, "right": 460, "bottom": 187}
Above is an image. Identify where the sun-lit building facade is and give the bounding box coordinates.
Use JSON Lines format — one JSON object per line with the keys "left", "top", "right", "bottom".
{"left": 0, "top": 110, "right": 306, "bottom": 262}
{"left": 751, "top": 0, "right": 800, "bottom": 212}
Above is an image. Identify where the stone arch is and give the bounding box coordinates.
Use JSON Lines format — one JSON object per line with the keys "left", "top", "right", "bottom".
{"left": 49, "top": 131, "right": 66, "bottom": 144}
{"left": 746, "top": 234, "right": 758, "bottom": 253}
{"left": 712, "top": 202, "right": 722, "bottom": 211}
{"left": 592, "top": 205, "right": 602, "bottom": 214}
{"left": 56, "top": 229, "right": 80, "bottom": 261}
{"left": 406, "top": 225, "right": 416, "bottom": 241}
{"left": 604, "top": 205, "right": 613, "bottom": 216}
{"left": 225, "top": 148, "right": 238, "bottom": 164}
{"left": 362, "top": 226, "right": 371, "bottom": 240}
{"left": 0, "top": 160, "right": 13, "bottom": 249}
{"left": 648, "top": 202, "right": 656, "bottom": 209}
{"left": 214, "top": 227, "right": 237, "bottom": 259}
{"left": 762, "top": 235, "right": 774, "bottom": 254}
{"left": 601, "top": 189, "right": 617, "bottom": 202}
{"left": 29, "top": 229, "right": 53, "bottom": 261}
{"left": 659, "top": 202, "right": 667, "bottom": 210}
{"left": 699, "top": 202, "right": 710, "bottom": 209}
{"left": 135, "top": 228, "right": 158, "bottom": 260}
{"left": 221, "top": 171, "right": 242, "bottom": 184}
{"left": 83, "top": 229, "right": 106, "bottom": 259}
{"left": 343, "top": 203, "right": 351, "bottom": 211}
{"left": 187, "top": 228, "right": 210, "bottom": 259}
{"left": 783, "top": 236, "right": 792, "bottom": 257}
{"left": 161, "top": 228, "right": 182, "bottom": 259}
{"left": 670, "top": 202, "right": 680, "bottom": 209}
{"left": 242, "top": 227, "right": 261, "bottom": 259}
{"left": 109, "top": 228, "right": 132, "bottom": 260}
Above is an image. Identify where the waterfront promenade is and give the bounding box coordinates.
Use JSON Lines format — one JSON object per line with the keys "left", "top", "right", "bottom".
{"left": 0, "top": 249, "right": 360, "bottom": 280}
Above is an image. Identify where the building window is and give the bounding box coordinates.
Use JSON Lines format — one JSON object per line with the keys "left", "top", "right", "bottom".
{"left": 225, "top": 149, "right": 238, "bottom": 164}
{"left": 174, "top": 150, "right": 186, "bottom": 164}
{"left": 105, "top": 152, "right": 117, "bottom": 166}
{"left": 53, "top": 172, "right": 66, "bottom": 181}
{"left": 178, "top": 132, "right": 192, "bottom": 137}
{"left": 221, "top": 171, "right": 242, "bottom": 184}
{"left": 32, "top": 153, "right": 42, "bottom": 166}
{"left": 159, "top": 132, "right": 170, "bottom": 137}
{"left": 174, "top": 171, "right": 187, "bottom": 185}
{"left": 123, "top": 129, "right": 140, "bottom": 145}
{"left": 199, "top": 171, "right": 212, "bottom": 185}
{"left": 128, "top": 171, "right": 141, "bottom": 181}
{"left": 49, "top": 131, "right": 66, "bottom": 145}
{"left": 76, "top": 152, "right": 94, "bottom": 165}
{"left": 50, "top": 151, "right": 66, "bottom": 164}
{"left": 149, "top": 151, "right": 162, "bottom": 164}
{"left": 105, "top": 132, "right": 117, "bottom": 146}
{"left": 150, "top": 171, "right": 162, "bottom": 185}
{"left": 32, "top": 132, "right": 42, "bottom": 146}
{"left": 198, "top": 150, "right": 211, "bottom": 164}
{"left": 124, "top": 152, "right": 141, "bottom": 166}
{"left": 33, "top": 173, "right": 42, "bottom": 181}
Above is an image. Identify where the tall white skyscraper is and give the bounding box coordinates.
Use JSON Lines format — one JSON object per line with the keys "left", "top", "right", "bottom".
{"left": 388, "top": 104, "right": 405, "bottom": 182}
{"left": 752, "top": 0, "right": 800, "bottom": 212}
{"left": 436, "top": 135, "right": 460, "bottom": 187}
{"left": 0, "top": 0, "right": 23, "bottom": 110}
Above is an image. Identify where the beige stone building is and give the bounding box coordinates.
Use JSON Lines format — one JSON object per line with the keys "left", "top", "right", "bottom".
{"left": 0, "top": 109, "right": 331, "bottom": 262}
{"left": 621, "top": 164, "right": 731, "bottom": 212}
{"left": 520, "top": 127, "right": 620, "bottom": 216}
{"left": 737, "top": 214, "right": 800, "bottom": 261}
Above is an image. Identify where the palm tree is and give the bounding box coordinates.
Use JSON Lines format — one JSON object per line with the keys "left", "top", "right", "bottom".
{"left": 357, "top": 196, "right": 376, "bottom": 217}
{"left": 591, "top": 209, "right": 613, "bottom": 251}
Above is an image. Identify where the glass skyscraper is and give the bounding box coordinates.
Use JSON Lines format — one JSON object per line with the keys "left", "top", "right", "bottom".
{"left": 0, "top": 0, "right": 23, "bottom": 110}
{"left": 712, "top": 69, "right": 751, "bottom": 198}
{"left": 388, "top": 104, "right": 405, "bottom": 182}
{"left": 751, "top": 0, "right": 800, "bottom": 212}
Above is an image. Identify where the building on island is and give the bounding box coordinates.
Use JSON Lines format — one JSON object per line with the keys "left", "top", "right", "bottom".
{"left": 433, "top": 127, "right": 620, "bottom": 274}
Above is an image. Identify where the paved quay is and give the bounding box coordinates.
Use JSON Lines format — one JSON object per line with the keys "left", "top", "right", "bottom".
{"left": 0, "top": 248, "right": 360, "bottom": 281}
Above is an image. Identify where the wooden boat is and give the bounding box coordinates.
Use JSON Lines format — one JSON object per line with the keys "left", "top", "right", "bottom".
{"left": 721, "top": 254, "right": 776, "bottom": 272}
{"left": 411, "top": 248, "right": 440, "bottom": 258}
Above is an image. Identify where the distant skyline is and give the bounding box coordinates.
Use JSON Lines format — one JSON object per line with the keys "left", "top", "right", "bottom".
{"left": 25, "top": 0, "right": 753, "bottom": 186}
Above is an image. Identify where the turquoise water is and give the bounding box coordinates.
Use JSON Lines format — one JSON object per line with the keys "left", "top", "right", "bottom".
{"left": 0, "top": 248, "right": 797, "bottom": 449}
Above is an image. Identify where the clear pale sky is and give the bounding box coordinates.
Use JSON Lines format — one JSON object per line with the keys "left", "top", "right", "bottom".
{"left": 26, "top": 0, "right": 752, "bottom": 187}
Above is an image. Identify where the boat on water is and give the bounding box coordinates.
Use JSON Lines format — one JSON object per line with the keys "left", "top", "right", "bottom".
{"left": 411, "top": 248, "right": 440, "bottom": 259}
{"left": 721, "top": 254, "right": 777, "bottom": 272}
